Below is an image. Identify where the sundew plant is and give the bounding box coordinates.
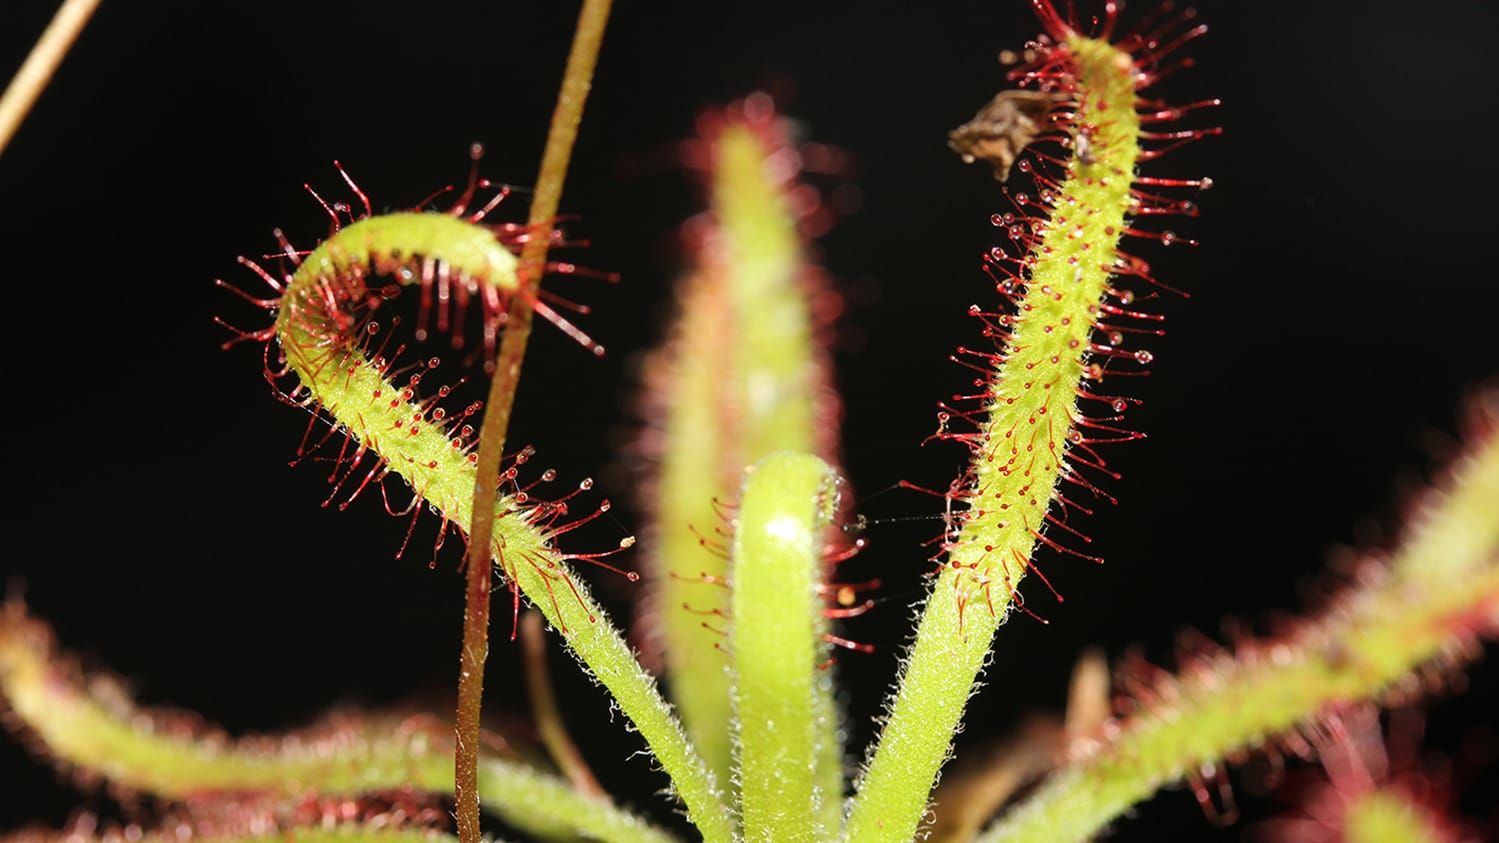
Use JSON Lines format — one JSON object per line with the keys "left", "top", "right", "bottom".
{"left": 1, "top": 1, "right": 1496, "bottom": 842}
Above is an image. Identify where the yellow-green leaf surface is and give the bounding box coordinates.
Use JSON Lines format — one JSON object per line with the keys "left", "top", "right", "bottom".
{"left": 847, "top": 29, "right": 1142, "bottom": 843}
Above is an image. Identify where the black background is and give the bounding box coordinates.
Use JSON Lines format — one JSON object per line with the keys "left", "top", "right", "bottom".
{"left": 1, "top": 1, "right": 1496, "bottom": 840}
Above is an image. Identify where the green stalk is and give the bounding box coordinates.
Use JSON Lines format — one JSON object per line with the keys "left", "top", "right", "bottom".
{"left": 730, "top": 453, "right": 841, "bottom": 842}
{"left": 508, "top": 557, "right": 732, "bottom": 842}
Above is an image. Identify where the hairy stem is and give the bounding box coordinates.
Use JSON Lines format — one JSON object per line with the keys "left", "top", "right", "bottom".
{"left": 454, "top": 2, "right": 611, "bottom": 841}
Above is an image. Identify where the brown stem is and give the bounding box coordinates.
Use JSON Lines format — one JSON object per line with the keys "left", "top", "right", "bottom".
{"left": 452, "top": 2, "right": 612, "bottom": 843}
{"left": 0, "top": 0, "right": 103, "bottom": 158}
{"left": 521, "top": 610, "right": 605, "bottom": 797}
